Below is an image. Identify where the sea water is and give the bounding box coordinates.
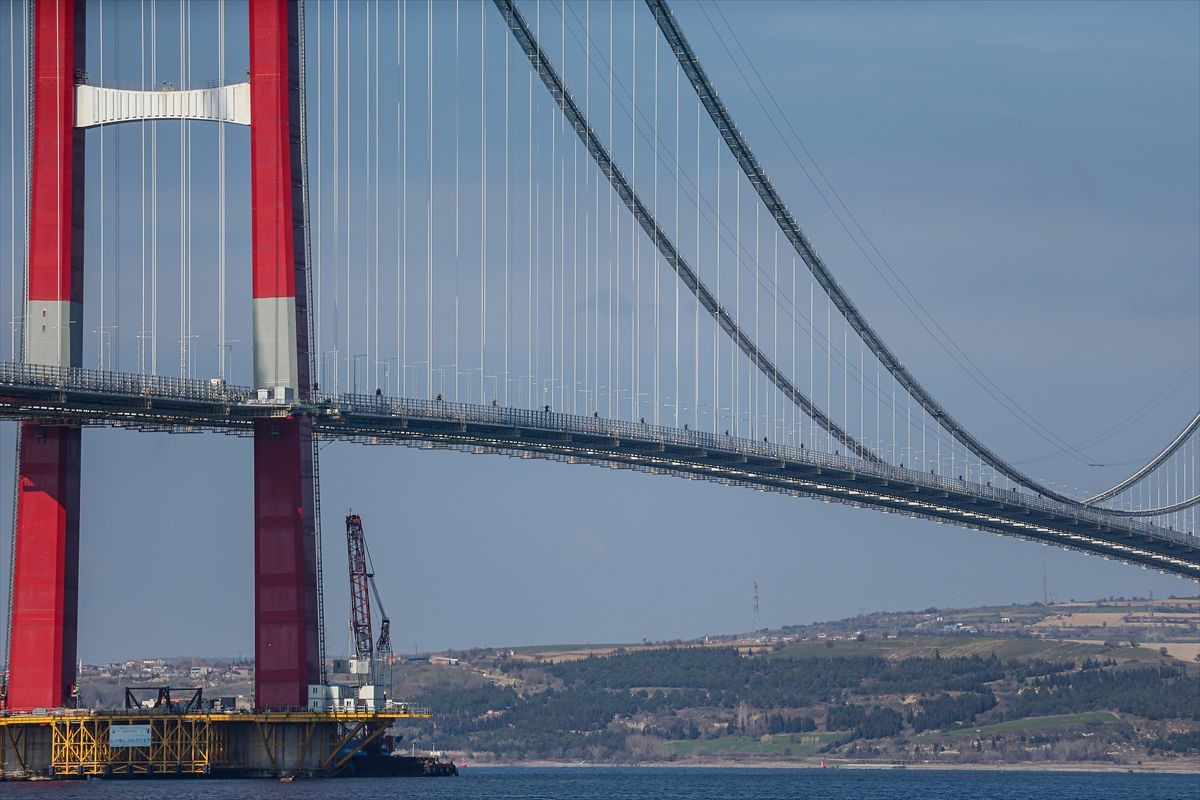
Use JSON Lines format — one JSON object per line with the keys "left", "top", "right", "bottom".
{"left": 0, "top": 766, "right": 1194, "bottom": 799}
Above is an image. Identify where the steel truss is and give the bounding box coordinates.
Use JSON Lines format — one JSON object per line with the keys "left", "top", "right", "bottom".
{"left": 0, "top": 363, "right": 1195, "bottom": 580}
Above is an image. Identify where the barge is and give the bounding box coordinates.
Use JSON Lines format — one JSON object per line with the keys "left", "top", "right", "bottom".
{"left": 0, "top": 707, "right": 457, "bottom": 780}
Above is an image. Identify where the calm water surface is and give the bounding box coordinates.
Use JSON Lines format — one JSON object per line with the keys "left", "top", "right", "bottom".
{"left": 1, "top": 767, "right": 1195, "bottom": 799}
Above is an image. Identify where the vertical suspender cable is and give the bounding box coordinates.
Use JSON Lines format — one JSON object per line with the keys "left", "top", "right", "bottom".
{"left": 842, "top": 326, "right": 847, "bottom": 450}
{"left": 583, "top": 0, "right": 591, "bottom": 414}
{"left": 673, "top": 60, "right": 679, "bottom": 429}
{"left": 535, "top": 0, "right": 541, "bottom": 405}
{"left": 113, "top": 2, "right": 120, "bottom": 372}
{"left": 630, "top": 0, "right": 636, "bottom": 421}
{"left": 607, "top": 0, "right": 613, "bottom": 417}
{"left": 179, "top": 0, "right": 185, "bottom": 376}
{"left": 8, "top": 2, "right": 16, "bottom": 360}
{"left": 454, "top": 0, "right": 459, "bottom": 400}
{"left": 373, "top": 0, "right": 380, "bottom": 390}
{"left": 773, "top": 231, "right": 781, "bottom": 439}
{"left": 218, "top": 0, "right": 225, "bottom": 379}
{"left": 570, "top": 2, "right": 577, "bottom": 414}
{"left": 364, "top": 0, "right": 371, "bottom": 389}
{"left": 734, "top": 177, "right": 740, "bottom": 435}
{"left": 548, "top": 1, "right": 555, "bottom": 408}
{"left": 693, "top": 101, "right": 699, "bottom": 430}
{"left": 504, "top": 1, "right": 510, "bottom": 406}
{"left": 571, "top": 5, "right": 578, "bottom": 415}
{"left": 528, "top": 5, "right": 533, "bottom": 407}
{"left": 714, "top": 132, "right": 719, "bottom": 433}
{"left": 559, "top": 3, "right": 565, "bottom": 410}
{"left": 187, "top": 0, "right": 194, "bottom": 376}
{"left": 773, "top": 230, "right": 781, "bottom": 438}
{"left": 593, "top": 66, "right": 600, "bottom": 418}
{"left": 345, "top": 0, "right": 352, "bottom": 391}
{"left": 151, "top": 0, "right": 157, "bottom": 374}
{"left": 138, "top": 3, "right": 150, "bottom": 373}
{"left": 401, "top": 0, "right": 407, "bottom": 395}
{"left": 652, "top": 23, "right": 658, "bottom": 424}
{"left": 334, "top": 0, "right": 341, "bottom": 392}
{"left": 808, "top": 283, "right": 812, "bottom": 448}
{"left": 22, "top": 0, "right": 28, "bottom": 354}
{"left": 427, "top": 0, "right": 433, "bottom": 400}
{"left": 185, "top": 0, "right": 193, "bottom": 376}
{"left": 790, "top": 256, "right": 796, "bottom": 444}
{"left": 610, "top": 0, "right": 616, "bottom": 418}
{"left": 99, "top": 0, "right": 105, "bottom": 368}
{"left": 316, "top": 0, "right": 322, "bottom": 389}
{"left": 593, "top": 7, "right": 600, "bottom": 417}
{"left": 481, "top": 0, "right": 487, "bottom": 403}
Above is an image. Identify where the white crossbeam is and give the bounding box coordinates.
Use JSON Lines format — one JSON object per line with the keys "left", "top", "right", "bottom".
{"left": 75, "top": 83, "right": 251, "bottom": 128}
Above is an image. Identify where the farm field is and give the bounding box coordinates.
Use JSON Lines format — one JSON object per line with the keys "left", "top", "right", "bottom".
{"left": 768, "top": 637, "right": 1167, "bottom": 664}
{"left": 913, "top": 711, "right": 1122, "bottom": 741}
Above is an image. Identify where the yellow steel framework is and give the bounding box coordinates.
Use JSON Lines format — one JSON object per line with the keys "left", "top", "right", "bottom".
{"left": 51, "top": 717, "right": 222, "bottom": 777}
{"left": 1, "top": 709, "right": 431, "bottom": 779}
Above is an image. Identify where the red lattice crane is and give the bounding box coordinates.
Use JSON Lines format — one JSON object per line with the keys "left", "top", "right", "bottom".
{"left": 344, "top": 514, "right": 393, "bottom": 684}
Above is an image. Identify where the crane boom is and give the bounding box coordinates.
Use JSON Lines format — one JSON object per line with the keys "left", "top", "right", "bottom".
{"left": 345, "top": 515, "right": 374, "bottom": 668}
{"left": 363, "top": 539, "right": 392, "bottom": 662}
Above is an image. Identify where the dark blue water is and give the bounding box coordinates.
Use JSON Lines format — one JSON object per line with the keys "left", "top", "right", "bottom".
{"left": 0, "top": 767, "right": 1194, "bottom": 799}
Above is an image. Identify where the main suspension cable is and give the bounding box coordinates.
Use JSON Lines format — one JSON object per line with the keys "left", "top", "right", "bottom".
{"left": 1086, "top": 412, "right": 1200, "bottom": 506}
{"left": 645, "top": 0, "right": 1075, "bottom": 503}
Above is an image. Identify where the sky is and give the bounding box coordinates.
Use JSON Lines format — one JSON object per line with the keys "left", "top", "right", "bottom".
{"left": 0, "top": 0, "right": 1197, "bottom": 664}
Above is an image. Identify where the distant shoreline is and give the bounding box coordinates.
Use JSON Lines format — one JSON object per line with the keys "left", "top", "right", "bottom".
{"left": 462, "top": 759, "right": 1199, "bottom": 775}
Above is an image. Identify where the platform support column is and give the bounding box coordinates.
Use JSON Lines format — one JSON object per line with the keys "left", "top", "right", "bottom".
{"left": 5, "top": 0, "right": 86, "bottom": 713}
{"left": 249, "top": 0, "right": 318, "bottom": 709}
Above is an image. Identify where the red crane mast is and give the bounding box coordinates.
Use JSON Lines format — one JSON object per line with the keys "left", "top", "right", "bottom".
{"left": 345, "top": 515, "right": 374, "bottom": 670}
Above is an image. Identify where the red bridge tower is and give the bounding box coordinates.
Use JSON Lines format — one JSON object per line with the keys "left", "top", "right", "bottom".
{"left": 5, "top": 0, "right": 319, "bottom": 712}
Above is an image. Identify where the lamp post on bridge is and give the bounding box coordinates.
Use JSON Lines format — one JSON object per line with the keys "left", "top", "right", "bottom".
{"left": 440, "top": 363, "right": 459, "bottom": 402}
{"left": 322, "top": 349, "right": 340, "bottom": 395}
{"left": 217, "top": 341, "right": 239, "bottom": 384}
{"left": 351, "top": 354, "right": 367, "bottom": 396}
{"left": 410, "top": 361, "right": 430, "bottom": 399}
{"left": 93, "top": 325, "right": 116, "bottom": 371}
{"left": 375, "top": 360, "right": 393, "bottom": 396}
{"left": 541, "top": 378, "right": 558, "bottom": 411}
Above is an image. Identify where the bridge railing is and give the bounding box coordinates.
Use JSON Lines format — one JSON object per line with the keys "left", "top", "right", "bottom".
{"left": 0, "top": 362, "right": 257, "bottom": 404}
{"left": 0, "top": 362, "right": 1191, "bottom": 548}
{"left": 0, "top": 362, "right": 258, "bottom": 402}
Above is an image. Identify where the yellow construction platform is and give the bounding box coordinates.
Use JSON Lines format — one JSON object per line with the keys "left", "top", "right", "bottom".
{"left": 1, "top": 708, "right": 431, "bottom": 779}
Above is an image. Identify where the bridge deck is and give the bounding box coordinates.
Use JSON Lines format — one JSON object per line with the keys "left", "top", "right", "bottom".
{"left": 0, "top": 363, "right": 1195, "bottom": 580}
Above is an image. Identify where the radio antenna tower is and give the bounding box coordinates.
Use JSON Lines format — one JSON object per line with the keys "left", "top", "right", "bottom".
{"left": 752, "top": 582, "right": 761, "bottom": 633}
{"left": 1041, "top": 558, "right": 1048, "bottom": 605}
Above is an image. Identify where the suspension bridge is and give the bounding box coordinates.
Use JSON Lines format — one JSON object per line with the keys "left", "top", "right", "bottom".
{"left": 0, "top": 0, "right": 1195, "bottom": 716}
